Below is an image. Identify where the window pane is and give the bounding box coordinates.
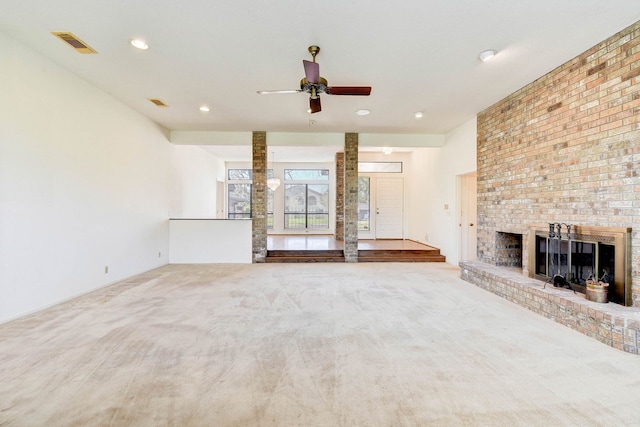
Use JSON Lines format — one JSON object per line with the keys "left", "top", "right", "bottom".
{"left": 284, "top": 184, "right": 306, "bottom": 213}
{"left": 228, "top": 169, "right": 252, "bottom": 180}
{"left": 284, "top": 169, "right": 329, "bottom": 181}
{"left": 284, "top": 213, "right": 306, "bottom": 229}
{"left": 358, "top": 162, "right": 402, "bottom": 173}
{"left": 307, "top": 214, "right": 329, "bottom": 229}
{"left": 284, "top": 184, "right": 329, "bottom": 229}
{"left": 228, "top": 183, "right": 251, "bottom": 219}
{"left": 228, "top": 213, "right": 251, "bottom": 219}
{"left": 358, "top": 177, "right": 370, "bottom": 231}
{"left": 267, "top": 188, "right": 274, "bottom": 229}
{"left": 267, "top": 188, "right": 274, "bottom": 213}
{"left": 307, "top": 184, "right": 329, "bottom": 213}
{"left": 227, "top": 169, "right": 273, "bottom": 179}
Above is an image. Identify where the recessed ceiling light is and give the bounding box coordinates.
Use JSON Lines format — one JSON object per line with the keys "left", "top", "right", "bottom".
{"left": 479, "top": 49, "right": 497, "bottom": 62}
{"left": 355, "top": 109, "right": 370, "bottom": 116}
{"left": 199, "top": 106, "right": 210, "bottom": 112}
{"left": 414, "top": 111, "right": 424, "bottom": 119}
{"left": 130, "top": 39, "right": 149, "bottom": 50}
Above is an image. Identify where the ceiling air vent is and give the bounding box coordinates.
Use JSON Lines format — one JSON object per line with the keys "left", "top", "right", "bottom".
{"left": 148, "top": 98, "right": 169, "bottom": 107}
{"left": 51, "top": 32, "right": 97, "bottom": 54}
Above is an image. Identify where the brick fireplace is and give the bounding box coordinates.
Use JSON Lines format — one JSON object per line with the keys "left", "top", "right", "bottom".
{"left": 474, "top": 19, "right": 640, "bottom": 308}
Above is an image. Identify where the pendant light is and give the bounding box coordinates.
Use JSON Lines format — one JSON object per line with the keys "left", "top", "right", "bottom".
{"left": 267, "top": 151, "right": 281, "bottom": 191}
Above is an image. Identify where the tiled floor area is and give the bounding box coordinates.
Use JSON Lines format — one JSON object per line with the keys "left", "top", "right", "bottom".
{"left": 266, "top": 235, "right": 436, "bottom": 251}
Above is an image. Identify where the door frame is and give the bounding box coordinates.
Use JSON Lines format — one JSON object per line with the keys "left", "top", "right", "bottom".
{"left": 358, "top": 175, "right": 405, "bottom": 240}
{"left": 457, "top": 172, "right": 478, "bottom": 262}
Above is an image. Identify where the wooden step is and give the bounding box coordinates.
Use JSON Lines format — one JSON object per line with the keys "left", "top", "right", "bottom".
{"left": 266, "top": 250, "right": 345, "bottom": 263}
{"left": 266, "top": 248, "right": 446, "bottom": 263}
{"left": 358, "top": 249, "right": 446, "bottom": 263}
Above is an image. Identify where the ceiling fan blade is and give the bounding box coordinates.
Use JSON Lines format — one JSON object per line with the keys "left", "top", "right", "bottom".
{"left": 257, "top": 89, "right": 301, "bottom": 94}
{"left": 309, "top": 97, "right": 321, "bottom": 114}
{"left": 326, "top": 86, "right": 372, "bottom": 96}
{"left": 303, "top": 60, "right": 320, "bottom": 84}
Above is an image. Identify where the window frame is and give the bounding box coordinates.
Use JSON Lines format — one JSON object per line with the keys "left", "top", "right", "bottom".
{"left": 283, "top": 168, "right": 330, "bottom": 230}
{"left": 226, "top": 168, "right": 274, "bottom": 227}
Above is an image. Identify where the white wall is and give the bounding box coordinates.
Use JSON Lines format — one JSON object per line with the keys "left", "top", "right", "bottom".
{"left": 170, "top": 145, "right": 224, "bottom": 218}
{"left": 169, "top": 219, "right": 252, "bottom": 263}
{"left": 407, "top": 117, "right": 477, "bottom": 266}
{"left": 0, "top": 33, "right": 176, "bottom": 322}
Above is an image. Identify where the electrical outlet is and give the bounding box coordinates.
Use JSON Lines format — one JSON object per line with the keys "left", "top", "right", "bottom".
{"left": 104, "top": 266, "right": 109, "bottom": 274}
{"left": 158, "top": 251, "right": 162, "bottom": 258}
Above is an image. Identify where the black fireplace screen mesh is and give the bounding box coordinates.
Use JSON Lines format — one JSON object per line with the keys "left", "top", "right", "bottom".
{"left": 530, "top": 225, "right": 630, "bottom": 306}
{"left": 535, "top": 236, "right": 615, "bottom": 286}
{"left": 535, "top": 236, "right": 615, "bottom": 290}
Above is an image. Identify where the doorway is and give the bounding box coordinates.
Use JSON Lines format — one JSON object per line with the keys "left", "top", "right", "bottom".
{"left": 458, "top": 172, "right": 477, "bottom": 261}
{"left": 358, "top": 176, "right": 404, "bottom": 239}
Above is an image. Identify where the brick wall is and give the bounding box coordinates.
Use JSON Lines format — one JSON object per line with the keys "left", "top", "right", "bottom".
{"left": 335, "top": 152, "right": 345, "bottom": 241}
{"left": 344, "top": 133, "right": 359, "bottom": 262}
{"left": 477, "top": 21, "right": 640, "bottom": 306}
{"left": 251, "top": 131, "right": 267, "bottom": 263}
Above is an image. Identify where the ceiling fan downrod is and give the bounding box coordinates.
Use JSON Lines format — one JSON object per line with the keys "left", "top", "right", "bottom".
{"left": 308, "top": 45, "right": 320, "bottom": 62}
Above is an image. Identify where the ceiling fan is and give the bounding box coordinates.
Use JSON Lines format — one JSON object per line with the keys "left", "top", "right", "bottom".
{"left": 257, "top": 45, "right": 372, "bottom": 114}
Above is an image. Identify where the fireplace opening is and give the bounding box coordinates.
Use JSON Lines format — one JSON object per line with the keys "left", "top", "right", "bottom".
{"left": 529, "top": 225, "right": 631, "bottom": 306}
{"left": 495, "top": 232, "right": 523, "bottom": 268}
{"left": 534, "top": 237, "right": 615, "bottom": 291}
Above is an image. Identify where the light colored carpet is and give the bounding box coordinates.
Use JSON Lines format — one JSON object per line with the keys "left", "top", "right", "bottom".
{"left": 1, "top": 263, "right": 640, "bottom": 426}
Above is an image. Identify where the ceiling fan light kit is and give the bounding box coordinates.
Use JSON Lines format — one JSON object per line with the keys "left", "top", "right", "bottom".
{"left": 257, "top": 45, "right": 372, "bottom": 114}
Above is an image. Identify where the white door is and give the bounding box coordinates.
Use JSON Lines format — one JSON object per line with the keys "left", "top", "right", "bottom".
{"left": 375, "top": 177, "right": 404, "bottom": 239}
{"left": 459, "top": 173, "right": 478, "bottom": 261}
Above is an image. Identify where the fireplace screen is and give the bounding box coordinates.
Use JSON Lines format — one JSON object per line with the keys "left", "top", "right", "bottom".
{"left": 529, "top": 225, "right": 631, "bottom": 306}
{"left": 535, "top": 237, "right": 614, "bottom": 290}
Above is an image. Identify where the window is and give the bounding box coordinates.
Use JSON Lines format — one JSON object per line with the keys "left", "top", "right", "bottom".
{"left": 358, "top": 177, "right": 370, "bottom": 231}
{"left": 227, "top": 168, "right": 274, "bottom": 227}
{"left": 358, "top": 162, "right": 403, "bottom": 173}
{"left": 283, "top": 169, "right": 330, "bottom": 229}
{"left": 228, "top": 168, "right": 252, "bottom": 180}
{"left": 284, "top": 184, "right": 329, "bottom": 229}
{"left": 284, "top": 169, "right": 329, "bottom": 181}
{"left": 228, "top": 183, "right": 251, "bottom": 219}
{"left": 267, "top": 188, "right": 274, "bottom": 229}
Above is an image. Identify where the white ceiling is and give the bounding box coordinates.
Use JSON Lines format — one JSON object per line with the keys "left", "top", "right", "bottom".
{"left": 3, "top": 0, "right": 640, "bottom": 158}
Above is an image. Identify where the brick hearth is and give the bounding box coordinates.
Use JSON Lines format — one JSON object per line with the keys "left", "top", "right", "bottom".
{"left": 460, "top": 261, "right": 640, "bottom": 354}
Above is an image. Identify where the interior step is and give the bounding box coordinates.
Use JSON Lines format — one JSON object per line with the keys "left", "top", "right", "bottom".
{"left": 266, "top": 250, "right": 345, "bottom": 263}
{"left": 358, "top": 249, "right": 446, "bottom": 263}
{"left": 266, "top": 248, "right": 446, "bottom": 263}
